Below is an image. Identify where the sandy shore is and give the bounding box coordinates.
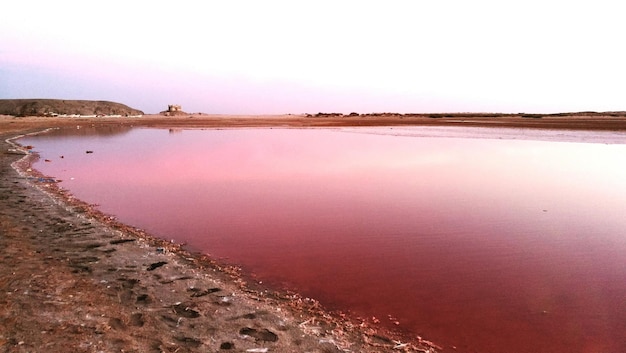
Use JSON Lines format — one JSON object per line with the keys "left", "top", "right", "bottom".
{"left": 1, "top": 114, "right": 625, "bottom": 353}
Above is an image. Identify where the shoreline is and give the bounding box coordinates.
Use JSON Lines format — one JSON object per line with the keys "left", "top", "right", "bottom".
{"left": 2, "top": 114, "right": 625, "bottom": 352}
{"left": 0, "top": 117, "right": 443, "bottom": 353}
{"left": 3, "top": 112, "right": 626, "bottom": 132}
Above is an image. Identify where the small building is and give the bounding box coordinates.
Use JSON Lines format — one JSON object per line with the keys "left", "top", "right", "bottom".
{"left": 161, "top": 104, "right": 186, "bottom": 116}
{"left": 168, "top": 104, "right": 182, "bottom": 113}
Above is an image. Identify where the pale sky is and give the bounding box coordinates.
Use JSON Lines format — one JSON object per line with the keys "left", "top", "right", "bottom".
{"left": 1, "top": 1, "right": 625, "bottom": 114}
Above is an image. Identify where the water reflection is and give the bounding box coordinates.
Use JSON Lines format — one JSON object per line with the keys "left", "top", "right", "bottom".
{"left": 21, "top": 127, "right": 626, "bottom": 353}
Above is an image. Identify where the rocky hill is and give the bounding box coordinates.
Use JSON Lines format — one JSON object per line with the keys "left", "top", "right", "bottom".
{"left": 0, "top": 99, "right": 144, "bottom": 116}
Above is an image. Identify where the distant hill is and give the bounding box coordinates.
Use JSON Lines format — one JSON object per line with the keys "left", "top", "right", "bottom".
{"left": 0, "top": 99, "right": 144, "bottom": 116}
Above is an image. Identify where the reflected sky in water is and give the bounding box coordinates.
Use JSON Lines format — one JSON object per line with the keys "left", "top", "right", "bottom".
{"left": 21, "top": 127, "right": 626, "bottom": 353}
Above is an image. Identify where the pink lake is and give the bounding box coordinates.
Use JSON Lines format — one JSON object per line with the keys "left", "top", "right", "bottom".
{"left": 21, "top": 126, "right": 626, "bottom": 353}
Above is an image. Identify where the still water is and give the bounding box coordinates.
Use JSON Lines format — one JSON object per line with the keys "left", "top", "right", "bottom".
{"left": 21, "top": 127, "right": 626, "bottom": 353}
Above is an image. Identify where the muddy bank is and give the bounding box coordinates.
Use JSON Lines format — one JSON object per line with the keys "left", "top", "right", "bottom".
{"left": 0, "top": 117, "right": 443, "bottom": 352}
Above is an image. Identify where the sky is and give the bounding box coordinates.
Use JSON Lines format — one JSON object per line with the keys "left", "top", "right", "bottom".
{"left": 1, "top": 1, "right": 625, "bottom": 115}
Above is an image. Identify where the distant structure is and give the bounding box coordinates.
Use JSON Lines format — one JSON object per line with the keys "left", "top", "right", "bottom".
{"left": 161, "top": 104, "right": 187, "bottom": 116}
{"left": 168, "top": 104, "right": 182, "bottom": 113}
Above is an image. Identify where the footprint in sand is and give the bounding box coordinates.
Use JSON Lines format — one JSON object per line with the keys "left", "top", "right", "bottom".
{"left": 239, "top": 327, "right": 278, "bottom": 342}
{"left": 146, "top": 261, "right": 167, "bottom": 271}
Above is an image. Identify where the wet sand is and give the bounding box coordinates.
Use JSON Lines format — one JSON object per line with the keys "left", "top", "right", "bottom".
{"left": 1, "top": 114, "right": 625, "bottom": 353}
